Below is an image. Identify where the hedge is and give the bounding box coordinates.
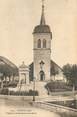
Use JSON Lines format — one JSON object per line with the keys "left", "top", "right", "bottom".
{"left": 0, "top": 88, "right": 39, "bottom": 96}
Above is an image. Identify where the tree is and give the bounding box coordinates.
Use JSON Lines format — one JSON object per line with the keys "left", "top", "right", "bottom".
{"left": 51, "top": 65, "right": 59, "bottom": 81}
{"left": 63, "top": 64, "right": 77, "bottom": 91}
{"left": 0, "top": 63, "right": 18, "bottom": 86}
{"left": 62, "top": 64, "right": 72, "bottom": 83}
{"left": 70, "top": 64, "right": 77, "bottom": 91}
{"left": 51, "top": 66, "right": 59, "bottom": 92}
{"left": 0, "top": 73, "right": 4, "bottom": 89}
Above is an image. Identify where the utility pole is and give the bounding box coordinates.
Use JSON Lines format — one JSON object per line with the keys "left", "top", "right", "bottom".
{"left": 33, "top": 77, "right": 35, "bottom": 101}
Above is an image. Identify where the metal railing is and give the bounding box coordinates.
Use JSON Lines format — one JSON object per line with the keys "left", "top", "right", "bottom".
{"left": 33, "top": 101, "right": 77, "bottom": 115}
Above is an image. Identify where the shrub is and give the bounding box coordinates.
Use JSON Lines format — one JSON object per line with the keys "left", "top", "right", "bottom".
{"left": 4, "top": 82, "right": 17, "bottom": 88}
{"left": 0, "top": 88, "right": 39, "bottom": 96}
{"left": 29, "top": 90, "right": 38, "bottom": 96}
{"left": 45, "top": 81, "right": 72, "bottom": 92}
{"left": 0, "top": 88, "right": 9, "bottom": 95}
{"left": 9, "top": 90, "right": 38, "bottom": 96}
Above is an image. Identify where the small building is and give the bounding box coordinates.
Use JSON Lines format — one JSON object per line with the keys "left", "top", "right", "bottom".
{"left": 19, "top": 62, "right": 29, "bottom": 85}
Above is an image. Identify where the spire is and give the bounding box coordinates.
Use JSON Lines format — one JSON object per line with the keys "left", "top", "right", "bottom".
{"left": 40, "top": 0, "right": 46, "bottom": 25}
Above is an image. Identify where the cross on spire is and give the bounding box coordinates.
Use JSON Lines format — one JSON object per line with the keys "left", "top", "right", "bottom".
{"left": 42, "top": 0, "right": 45, "bottom": 13}
{"left": 42, "top": 0, "right": 45, "bottom": 7}
{"left": 40, "top": 0, "right": 46, "bottom": 25}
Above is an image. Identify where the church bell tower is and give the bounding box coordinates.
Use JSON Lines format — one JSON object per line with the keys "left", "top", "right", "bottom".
{"left": 33, "top": 0, "right": 52, "bottom": 81}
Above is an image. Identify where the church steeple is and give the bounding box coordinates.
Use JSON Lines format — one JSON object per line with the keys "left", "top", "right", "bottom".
{"left": 40, "top": 0, "right": 46, "bottom": 25}
{"left": 33, "top": 0, "right": 52, "bottom": 35}
{"left": 33, "top": 0, "right": 52, "bottom": 82}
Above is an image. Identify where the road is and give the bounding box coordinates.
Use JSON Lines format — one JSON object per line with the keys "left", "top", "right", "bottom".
{"left": 0, "top": 98, "right": 60, "bottom": 117}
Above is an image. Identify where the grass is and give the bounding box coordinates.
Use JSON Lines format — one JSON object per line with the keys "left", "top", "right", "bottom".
{"left": 59, "top": 112, "right": 77, "bottom": 117}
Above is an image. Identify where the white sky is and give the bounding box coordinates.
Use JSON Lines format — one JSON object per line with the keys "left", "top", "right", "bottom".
{"left": 0, "top": 0, "right": 77, "bottom": 67}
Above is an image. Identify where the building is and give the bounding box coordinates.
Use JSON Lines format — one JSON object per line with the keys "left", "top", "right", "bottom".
{"left": 33, "top": 2, "right": 52, "bottom": 81}
{"left": 29, "top": 1, "right": 64, "bottom": 82}
{"left": 19, "top": 62, "right": 29, "bottom": 85}
{"left": 0, "top": 56, "right": 18, "bottom": 81}
{"left": 0, "top": 2, "right": 65, "bottom": 95}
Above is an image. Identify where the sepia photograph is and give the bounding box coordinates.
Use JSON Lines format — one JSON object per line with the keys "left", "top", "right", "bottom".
{"left": 0, "top": 0, "right": 77, "bottom": 117}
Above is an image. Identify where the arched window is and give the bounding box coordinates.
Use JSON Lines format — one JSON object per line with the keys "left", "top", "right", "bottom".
{"left": 43, "top": 39, "right": 46, "bottom": 48}
{"left": 38, "top": 39, "right": 41, "bottom": 48}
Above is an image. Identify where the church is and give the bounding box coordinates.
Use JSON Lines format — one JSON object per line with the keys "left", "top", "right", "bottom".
{"left": 29, "top": 1, "right": 64, "bottom": 82}
{"left": 0, "top": 1, "right": 65, "bottom": 95}
{"left": 0, "top": 3, "right": 64, "bottom": 88}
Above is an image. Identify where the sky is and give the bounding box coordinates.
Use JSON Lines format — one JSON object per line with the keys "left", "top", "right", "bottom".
{"left": 0, "top": 0, "right": 77, "bottom": 67}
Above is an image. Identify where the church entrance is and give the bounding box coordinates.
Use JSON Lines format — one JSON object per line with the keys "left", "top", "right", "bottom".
{"left": 39, "top": 70, "right": 45, "bottom": 81}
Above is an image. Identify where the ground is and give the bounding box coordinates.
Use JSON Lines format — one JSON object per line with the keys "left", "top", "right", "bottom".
{"left": 0, "top": 98, "right": 60, "bottom": 117}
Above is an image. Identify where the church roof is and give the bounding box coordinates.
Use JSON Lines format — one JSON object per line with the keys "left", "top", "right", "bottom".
{"left": 50, "top": 60, "right": 62, "bottom": 71}
{"left": 33, "top": 25, "right": 51, "bottom": 34}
